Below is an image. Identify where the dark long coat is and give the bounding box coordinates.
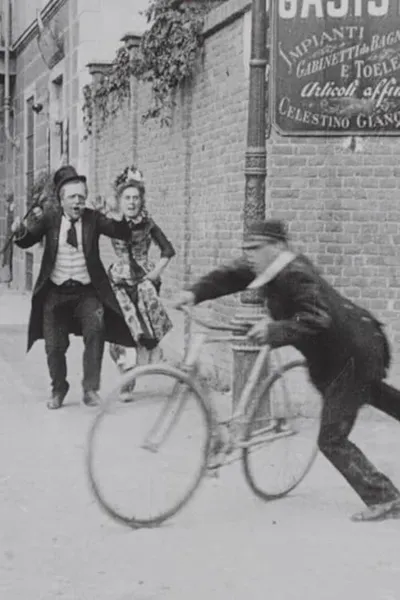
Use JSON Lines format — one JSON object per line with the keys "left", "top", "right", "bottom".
{"left": 15, "top": 206, "right": 135, "bottom": 351}
{"left": 189, "top": 254, "right": 390, "bottom": 388}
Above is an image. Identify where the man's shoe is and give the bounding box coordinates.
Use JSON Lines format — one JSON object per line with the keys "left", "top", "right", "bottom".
{"left": 83, "top": 390, "right": 102, "bottom": 407}
{"left": 351, "top": 498, "right": 400, "bottom": 522}
{"left": 47, "top": 384, "right": 69, "bottom": 410}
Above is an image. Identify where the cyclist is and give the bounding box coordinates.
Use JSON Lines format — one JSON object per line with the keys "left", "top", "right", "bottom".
{"left": 173, "top": 219, "right": 400, "bottom": 522}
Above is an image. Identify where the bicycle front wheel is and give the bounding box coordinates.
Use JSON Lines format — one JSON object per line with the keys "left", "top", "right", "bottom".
{"left": 242, "top": 360, "right": 322, "bottom": 500}
{"left": 87, "top": 365, "right": 212, "bottom": 528}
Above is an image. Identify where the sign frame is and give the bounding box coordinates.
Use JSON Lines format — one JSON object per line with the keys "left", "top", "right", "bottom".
{"left": 270, "top": 0, "right": 400, "bottom": 137}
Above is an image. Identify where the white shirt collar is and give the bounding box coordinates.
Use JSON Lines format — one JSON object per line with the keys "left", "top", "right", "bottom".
{"left": 62, "top": 213, "right": 81, "bottom": 223}
{"left": 247, "top": 251, "right": 296, "bottom": 289}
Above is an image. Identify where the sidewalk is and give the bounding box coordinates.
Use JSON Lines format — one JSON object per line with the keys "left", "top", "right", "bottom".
{"left": 0, "top": 285, "right": 31, "bottom": 326}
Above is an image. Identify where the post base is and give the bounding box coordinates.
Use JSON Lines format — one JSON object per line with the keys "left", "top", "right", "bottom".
{"left": 230, "top": 303, "right": 269, "bottom": 410}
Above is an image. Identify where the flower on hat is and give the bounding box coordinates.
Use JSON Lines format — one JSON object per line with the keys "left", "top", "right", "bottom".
{"left": 114, "top": 165, "right": 144, "bottom": 190}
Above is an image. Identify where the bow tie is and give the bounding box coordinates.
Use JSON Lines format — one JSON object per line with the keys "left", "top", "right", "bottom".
{"left": 66, "top": 219, "right": 78, "bottom": 248}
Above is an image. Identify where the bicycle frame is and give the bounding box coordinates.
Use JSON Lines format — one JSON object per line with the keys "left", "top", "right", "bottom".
{"left": 131, "top": 308, "right": 299, "bottom": 468}
{"left": 183, "top": 328, "right": 297, "bottom": 470}
{"left": 87, "top": 311, "right": 316, "bottom": 528}
{"left": 145, "top": 308, "right": 272, "bottom": 449}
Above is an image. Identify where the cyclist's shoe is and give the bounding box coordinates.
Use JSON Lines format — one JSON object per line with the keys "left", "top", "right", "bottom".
{"left": 351, "top": 498, "right": 400, "bottom": 522}
{"left": 207, "top": 425, "right": 232, "bottom": 469}
{"left": 119, "top": 380, "right": 136, "bottom": 403}
{"left": 274, "top": 418, "right": 292, "bottom": 433}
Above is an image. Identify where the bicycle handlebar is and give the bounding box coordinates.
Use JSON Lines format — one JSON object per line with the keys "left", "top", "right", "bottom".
{"left": 179, "top": 305, "right": 252, "bottom": 335}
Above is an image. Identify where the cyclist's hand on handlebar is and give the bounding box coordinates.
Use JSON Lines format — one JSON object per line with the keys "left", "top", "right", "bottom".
{"left": 247, "top": 318, "right": 270, "bottom": 344}
{"left": 172, "top": 291, "right": 195, "bottom": 310}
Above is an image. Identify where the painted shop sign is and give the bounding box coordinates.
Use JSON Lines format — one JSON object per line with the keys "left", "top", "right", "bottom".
{"left": 271, "top": 0, "right": 400, "bottom": 135}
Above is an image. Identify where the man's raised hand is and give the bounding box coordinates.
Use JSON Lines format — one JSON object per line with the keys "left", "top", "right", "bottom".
{"left": 11, "top": 216, "right": 22, "bottom": 234}
{"left": 31, "top": 206, "right": 44, "bottom": 221}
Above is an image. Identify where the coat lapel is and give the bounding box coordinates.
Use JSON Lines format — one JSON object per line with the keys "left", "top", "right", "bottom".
{"left": 81, "top": 209, "right": 93, "bottom": 257}
{"left": 50, "top": 210, "right": 62, "bottom": 260}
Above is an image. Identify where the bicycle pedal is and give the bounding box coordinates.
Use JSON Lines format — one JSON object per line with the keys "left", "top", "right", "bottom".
{"left": 274, "top": 419, "right": 292, "bottom": 434}
{"left": 207, "top": 467, "right": 220, "bottom": 478}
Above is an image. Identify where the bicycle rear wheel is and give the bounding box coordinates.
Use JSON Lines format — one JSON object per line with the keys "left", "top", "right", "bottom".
{"left": 87, "top": 365, "right": 212, "bottom": 528}
{"left": 242, "top": 360, "right": 321, "bottom": 500}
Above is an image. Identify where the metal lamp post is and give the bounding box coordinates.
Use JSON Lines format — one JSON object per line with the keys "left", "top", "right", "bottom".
{"left": 231, "top": 0, "right": 268, "bottom": 407}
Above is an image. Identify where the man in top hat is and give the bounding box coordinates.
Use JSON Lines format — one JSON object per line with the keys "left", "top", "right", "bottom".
{"left": 12, "top": 165, "right": 135, "bottom": 409}
{"left": 174, "top": 219, "right": 400, "bottom": 522}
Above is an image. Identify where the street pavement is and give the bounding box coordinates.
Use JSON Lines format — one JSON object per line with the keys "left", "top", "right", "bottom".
{"left": 1, "top": 286, "right": 400, "bottom": 600}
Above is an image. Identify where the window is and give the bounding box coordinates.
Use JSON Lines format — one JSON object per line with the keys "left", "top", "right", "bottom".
{"left": 25, "top": 95, "right": 35, "bottom": 291}
{"left": 49, "top": 74, "right": 66, "bottom": 168}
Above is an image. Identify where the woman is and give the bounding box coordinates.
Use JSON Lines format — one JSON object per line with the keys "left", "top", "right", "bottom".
{"left": 108, "top": 166, "right": 175, "bottom": 400}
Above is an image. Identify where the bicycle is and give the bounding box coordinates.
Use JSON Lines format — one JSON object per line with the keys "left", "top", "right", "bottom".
{"left": 86, "top": 307, "right": 322, "bottom": 529}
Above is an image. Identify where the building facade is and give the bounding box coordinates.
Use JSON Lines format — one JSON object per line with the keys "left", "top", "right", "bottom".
{"left": 0, "top": 0, "right": 147, "bottom": 289}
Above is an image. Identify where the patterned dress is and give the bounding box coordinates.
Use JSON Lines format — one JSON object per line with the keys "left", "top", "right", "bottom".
{"left": 108, "top": 216, "right": 175, "bottom": 369}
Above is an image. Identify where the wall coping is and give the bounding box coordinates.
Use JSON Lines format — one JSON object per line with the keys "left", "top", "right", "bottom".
{"left": 88, "top": 0, "right": 254, "bottom": 80}
{"left": 203, "top": 0, "right": 251, "bottom": 38}
{"left": 120, "top": 0, "right": 252, "bottom": 50}
{"left": 12, "top": 0, "right": 68, "bottom": 55}
{"left": 87, "top": 61, "right": 112, "bottom": 75}
{"left": 120, "top": 32, "right": 142, "bottom": 48}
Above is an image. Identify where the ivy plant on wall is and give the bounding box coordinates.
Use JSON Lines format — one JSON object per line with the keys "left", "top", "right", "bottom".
{"left": 27, "top": 170, "right": 56, "bottom": 210}
{"left": 82, "top": 0, "right": 224, "bottom": 135}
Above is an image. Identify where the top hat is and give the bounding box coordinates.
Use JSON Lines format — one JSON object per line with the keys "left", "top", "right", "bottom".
{"left": 53, "top": 165, "right": 87, "bottom": 198}
{"left": 243, "top": 220, "right": 288, "bottom": 247}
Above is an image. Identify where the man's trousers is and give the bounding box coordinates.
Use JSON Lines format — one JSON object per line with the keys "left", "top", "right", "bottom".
{"left": 42, "top": 284, "right": 105, "bottom": 394}
{"left": 317, "top": 362, "right": 400, "bottom": 506}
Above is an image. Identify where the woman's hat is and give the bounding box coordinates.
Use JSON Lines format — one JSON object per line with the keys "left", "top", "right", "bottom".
{"left": 243, "top": 220, "right": 288, "bottom": 248}
{"left": 114, "top": 165, "right": 144, "bottom": 191}
{"left": 53, "top": 165, "right": 87, "bottom": 198}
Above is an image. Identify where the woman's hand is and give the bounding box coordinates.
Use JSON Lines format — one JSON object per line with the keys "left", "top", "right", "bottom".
{"left": 145, "top": 257, "right": 170, "bottom": 284}
{"left": 144, "top": 270, "right": 160, "bottom": 283}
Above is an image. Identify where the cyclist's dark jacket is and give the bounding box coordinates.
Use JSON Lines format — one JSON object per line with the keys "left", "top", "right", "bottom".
{"left": 189, "top": 253, "right": 390, "bottom": 389}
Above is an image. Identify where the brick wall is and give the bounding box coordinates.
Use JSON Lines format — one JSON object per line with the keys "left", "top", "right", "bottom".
{"left": 267, "top": 133, "right": 400, "bottom": 360}
{"left": 90, "top": 0, "right": 400, "bottom": 384}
